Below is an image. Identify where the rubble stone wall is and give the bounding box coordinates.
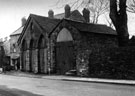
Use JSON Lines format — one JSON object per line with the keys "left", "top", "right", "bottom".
{"left": 76, "top": 33, "right": 118, "bottom": 76}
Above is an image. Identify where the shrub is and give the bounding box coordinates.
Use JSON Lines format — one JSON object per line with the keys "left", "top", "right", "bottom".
{"left": 89, "top": 47, "right": 135, "bottom": 80}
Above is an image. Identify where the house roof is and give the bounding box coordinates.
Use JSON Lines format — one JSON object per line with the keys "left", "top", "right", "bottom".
{"left": 31, "top": 14, "right": 61, "bottom": 33}
{"left": 17, "top": 14, "right": 61, "bottom": 45}
{"left": 54, "top": 10, "right": 85, "bottom": 22}
{"left": 18, "top": 13, "right": 117, "bottom": 45}
{"left": 49, "top": 19, "right": 117, "bottom": 36}
{"left": 64, "top": 19, "right": 117, "bottom": 35}
{"left": 10, "top": 26, "right": 24, "bottom": 36}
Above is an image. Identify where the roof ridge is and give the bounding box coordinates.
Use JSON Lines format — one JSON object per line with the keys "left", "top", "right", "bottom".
{"left": 64, "top": 18, "right": 114, "bottom": 28}
{"left": 30, "top": 13, "right": 61, "bottom": 21}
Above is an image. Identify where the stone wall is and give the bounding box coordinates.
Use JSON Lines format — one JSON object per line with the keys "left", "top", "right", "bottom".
{"left": 76, "top": 32, "right": 118, "bottom": 76}
{"left": 49, "top": 21, "right": 80, "bottom": 73}
{"left": 49, "top": 20, "right": 118, "bottom": 75}
{"left": 20, "top": 21, "right": 49, "bottom": 73}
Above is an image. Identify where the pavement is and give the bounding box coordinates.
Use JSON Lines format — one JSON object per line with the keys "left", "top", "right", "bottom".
{"left": 2, "top": 70, "right": 135, "bottom": 85}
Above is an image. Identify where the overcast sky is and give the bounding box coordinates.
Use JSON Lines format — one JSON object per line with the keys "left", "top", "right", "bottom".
{"left": 0, "top": 0, "right": 64, "bottom": 38}
{"left": 0, "top": 0, "right": 135, "bottom": 39}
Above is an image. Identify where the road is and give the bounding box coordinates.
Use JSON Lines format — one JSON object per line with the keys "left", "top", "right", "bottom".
{"left": 0, "top": 74, "right": 134, "bottom": 96}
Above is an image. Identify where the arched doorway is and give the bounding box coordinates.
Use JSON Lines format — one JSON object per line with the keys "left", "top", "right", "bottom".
{"left": 38, "top": 35, "right": 45, "bottom": 73}
{"left": 29, "top": 39, "right": 34, "bottom": 72}
{"left": 56, "top": 28, "right": 74, "bottom": 74}
{"left": 22, "top": 40, "right": 27, "bottom": 71}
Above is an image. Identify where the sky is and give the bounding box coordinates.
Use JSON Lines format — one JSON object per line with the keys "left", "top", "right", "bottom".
{"left": 0, "top": 0, "right": 135, "bottom": 39}
{"left": 0, "top": 0, "right": 64, "bottom": 39}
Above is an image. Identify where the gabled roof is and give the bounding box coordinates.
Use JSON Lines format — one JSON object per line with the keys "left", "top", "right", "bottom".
{"left": 54, "top": 10, "right": 85, "bottom": 22}
{"left": 10, "top": 26, "right": 24, "bottom": 36}
{"left": 31, "top": 14, "right": 61, "bottom": 33}
{"left": 50, "top": 19, "right": 117, "bottom": 36}
{"left": 18, "top": 14, "right": 61, "bottom": 45}
{"left": 18, "top": 13, "right": 117, "bottom": 45}
{"left": 69, "top": 10, "right": 85, "bottom": 22}
{"left": 65, "top": 19, "right": 117, "bottom": 35}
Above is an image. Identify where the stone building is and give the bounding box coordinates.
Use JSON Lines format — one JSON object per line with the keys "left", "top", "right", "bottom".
{"left": 18, "top": 5, "right": 118, "bottom": 75}
{"left": 9, "top": 18, "right": 26, "bottom": 70}
{"left": 10, "top": 26, "right": 24, "bottom": 70}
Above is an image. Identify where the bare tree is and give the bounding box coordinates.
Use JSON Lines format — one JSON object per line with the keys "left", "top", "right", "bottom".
{"left": 110, "top": 0, "right": 129, "bottom": 46}
{"left": 56, "top": 0, "right": 109, "bottom": 23}
{"left": 104, "top": 13, "right": 114, "bottom": 28}
{"left": 127, "top": 0, "right": 135, "bottom": 13}
{"left": 85, "top": 0, "right": 109, "bottom": 23}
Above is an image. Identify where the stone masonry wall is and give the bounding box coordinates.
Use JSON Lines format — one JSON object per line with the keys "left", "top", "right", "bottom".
{"left": 49, "top": 21, "right": 81, "bottom": 73}
{"left": 49, "top": 20, "right": 118, "bottom": 75}
{"left": 76, "top": 32, "right": 118, "bottom": 76}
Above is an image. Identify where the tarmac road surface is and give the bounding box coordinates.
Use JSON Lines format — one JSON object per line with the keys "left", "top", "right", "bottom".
{"left": 0, "top": 74, "right": 134, "bottom": 96}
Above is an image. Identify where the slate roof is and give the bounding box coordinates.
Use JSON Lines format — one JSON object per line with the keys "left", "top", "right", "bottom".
{"left": 10, "top": 26, "right": 24, "bottom": 36}
{"left": 63, "top": 19, "right": 117, "bottom": 35}
{"left": 54, "top": 10, "right": 85, "bottom": 22}
{"left": 31, "top": 14, "right": 117, "bottom": 36}
{"left": 18, "top": 13, "right": 117, "bottom": 45}
{"left": 31, "top": 14, "right": 61, "bottom": 33}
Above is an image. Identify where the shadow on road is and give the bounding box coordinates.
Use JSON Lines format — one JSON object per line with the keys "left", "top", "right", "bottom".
{"left": 0, "top": 85, "right": 43, "bottom": 96}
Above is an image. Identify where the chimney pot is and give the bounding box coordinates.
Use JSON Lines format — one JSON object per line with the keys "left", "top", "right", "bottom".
{"left": 48, "top": 10, "right": 54, "bottom": 18}
{"left": 65, "top": 4, "right": 71, "bottom": 18}
{"left": 21, "top": 17, "right": 27, "bottom": 26}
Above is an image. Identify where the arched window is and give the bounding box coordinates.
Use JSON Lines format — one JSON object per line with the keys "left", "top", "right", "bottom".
{"left": 30, "top": 39, "right": 35, "bottom": 50}
{"left": 21, "top": 39, "right": 27, "bottom": 71}
{"left": 38, "top": 35, "right": 45, "bottom": 49}
{"left": 38, "top": 35, "right": 45, "bottom": 73}
{"left": 57, "top": 28, "right": 73, "bottom": 42}
{"left": 22, "top": 40, "right": 27, "bottom": 51}
{"left": 29, "top": 39, "right": 35, "bottom": 72}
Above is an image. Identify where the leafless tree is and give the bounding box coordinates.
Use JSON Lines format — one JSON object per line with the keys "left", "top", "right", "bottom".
{"left": 56, "top": 0, "right": 109, "bottom": 23}
{"left": 56, "top": 0, "right": 129, "bottom": 46}
{"left": 85, "top": 0, "right": 109, "bottom": 23}
{"left": 127, "top": 0, "right": 135, "bottom": 13}
{"left": 104, "top": 13, "right": 114, "bottom": 28}
{"left": 110, "top": 0, "right": 129, "bottom": 46}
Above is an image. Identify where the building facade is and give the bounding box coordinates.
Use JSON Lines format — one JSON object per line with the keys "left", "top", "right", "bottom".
{"left": 10, "top": 26, "right": 24, "bottom": 70}
{"left": 18, "top": 5, "right": 118, "bottom": 75}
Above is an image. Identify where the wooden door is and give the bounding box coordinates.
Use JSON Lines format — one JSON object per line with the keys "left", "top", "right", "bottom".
{"left": 56, "top": 41, "right": 74, "bottom": 74}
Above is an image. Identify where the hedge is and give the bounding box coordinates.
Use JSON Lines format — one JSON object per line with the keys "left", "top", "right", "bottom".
{"left": 89, "top": 47, "right": 135, "bottom": 80}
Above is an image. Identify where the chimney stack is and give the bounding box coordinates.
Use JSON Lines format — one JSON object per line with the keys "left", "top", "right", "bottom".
{"left": 21, "top": 17, "right": 27, "bottom": 26}
{"left": 65, "top": 4, "right": 71, "bottom": 18}
{"left": 48, "top": 10, "right": 54, "bottom": 18}
{"left": 82, "top": 8, "right": 90, "bottom": 23}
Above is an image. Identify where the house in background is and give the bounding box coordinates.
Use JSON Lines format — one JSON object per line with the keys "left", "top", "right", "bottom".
{"left": 0, "top": 41, "right": 6, "bottom": 69}
{"left": 3, "top": 37, "right": 11, "bottom": 70}
{"left": 10, "top": 26, "right": 24, "bottom": 70}
{"left": 9, "top": 18, "right": 27, "bottom": 70}
{"left": 3, "top": 37, "right": 10, "bottom": 57}
{"left": 18, "top": 5, "right": 118, "bottom": 76}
